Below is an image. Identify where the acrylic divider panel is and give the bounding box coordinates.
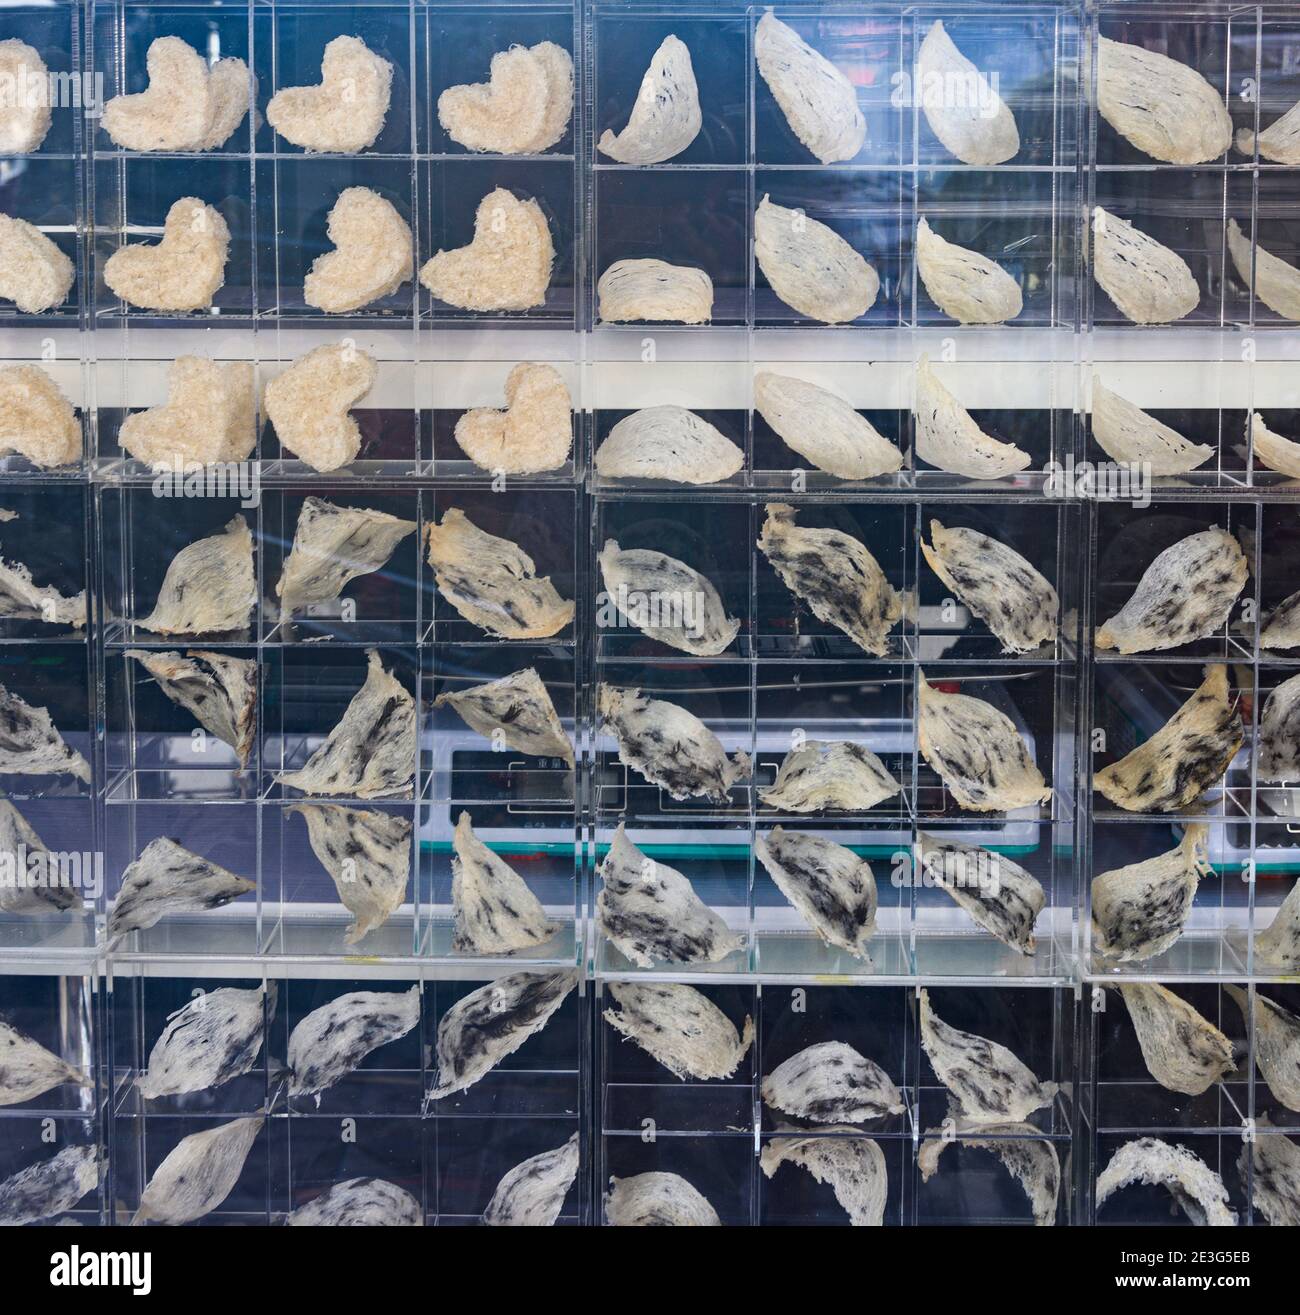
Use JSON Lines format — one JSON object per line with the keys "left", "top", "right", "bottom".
{"left": 0, "top": 968, "right": 104, "bottom": 1226}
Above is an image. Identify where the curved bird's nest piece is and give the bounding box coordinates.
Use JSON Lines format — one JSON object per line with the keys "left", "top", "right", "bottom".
{"left": 597, "top": 257, "right": 712, "bottom": 323}
{"left": 132, "top": 1117, "right": 263, "bottom": 1226}
{"left": 0, "top": 553, "right": 86, "bottom": 628}
{"left": 916, "top": 217, "right": 1022, "bottom": 324}
{"left": 290, "top": 803, "right": 411, "bottom": 945}
{"left": 1096, "top": 1137, "right": 1235, "bottom": 1226}
{"left": 483, "top": 1135, "right": 579, "bottom": 1227}
{"left": 429, "top": 969, "right": 578, "bottom": 1099}
{"left": 920, "top": 518, "right": 1057, "bottom": 654}
{"left": 1237, "top": 97, "right": 1300, "bottom": 163}
{"left": 1262, "top": 588, "right": 1300, "bottom": 651}
{"left": 135, "top": 984, "right": 268, "bottom": 1100}
{"left": 0, "top": 800, "right": 84, "bottom": 914}
{"left": 286, "top": 1177, "right": 420, "bottom": 1227}
{"left": 1259, "top": 673, "right": 1300, "bottom": 784}
{"left": 264, "top": 343, "right": 377, "bottom": 472}
{"left": 759, "top": 739, "right": 900, "bottom": 814}
{"left": 454, "top": 362, "right": 572, "bottom": 474}
{"left": 1227, "top": 218, "right": 1300, "bottom": 323}
{"left": 103, "top": 197, "right": 230, "bottom": 312}
{"left": 267, "top": 36, "right": 392, "bottom": 153}
{"left": 597, "top": 684, "right": 750, "bottom": 803}
{"left": 1230, "top": 986, "right": 1300, "bottom": 1113}
{"left": 0, "top": 214, "right": 74, "bottom": 314}
{"left": 762, "top": 1040, "right": 903, "bottom": 1123}
{"left": 597, "top": 537, "right": 738, "bottom": 655}
{"left": 1251, "top": 411, "right": 1300, "bottom": 479}
{"left": 451, "top": 810, "right": 559, "bottom": 955}
{"left": 1091, "top": 824, "right": 1213, "bottom": 963}
{"left": 755, "top": 195, "right": 878, "bottom": 324}
{"left": 1093, "top": 206, "right": 1199, "bottom": 325}
{"left": 754, "top": 371, "right": 902, "bottom": 480}
{"left": 917, "top": 20, "right": 1019, "bottom": 164}
{"left": 441, "top": 41, "right": 573, "bottom": 155}
{"left": 118, "top": 357, "right": 256, "bottom": 469}
{"left": 304, "top": 187, "right": 413, "bottom": 313}
{"left": 275, "top": 648, "right": 415, "bottom": 799}
{"left": 137, "top": 515, "right": 256, "bottom": 637}
{"left": 918, "top": 1121, "right": 1059, "bottom": 1226}
{"left": 276, "top": 496, "right": 415, "bottom": 616}
{"left": 754, "top": 9, "right": 864, "bottom": 164}
{"left": 755, "top": 826, "right": 878, "bottom": 959}
{"left": 0, "top": 1145, "right": 98, "bottom": 1226}
{"left": 433, "top": 667, "right": 573, "bottom": 766}
{"left": 420, "top": 187, "right": 553, "bottom": 311}
{"left": 758, "top": 503, "right": 904, "bottom": 656}
{"left": 1090, "top": 376, "right": 1213, "bottom": 474}
{"left": 107, "top": 837, "right": 254, "bottom": 941}
{"left": 0, "top": 365, "right": 81, "bottom": 468}
{"left": 919, "top": 988, "right": 1057, "bottom": 1125}
{"left": 0, "top": 682, "right": 91, "bottom": 782}
{"left": 1240, "top": 1123, "right": 1300, "bottom": 1226}
{"left": 919, "top": 831, "right": 1046, "bottom": 955}
{"left": 1256, "top": 877, "right": 1300, "bottom": 972}
{"left": 598, "top": 35, "right": 700, "bottom": 164}
{"left": 287, "top": 987, "right": 420, "bottom": 1097}
{"left": 101, "top": 36, "right": 252, "bottom": 152}
{"left": 1095, "top": 527, "right": 1247, "bottom": 654}
{"left": 594, "top": 404, "right": 742, "bottom": 485}
{"left": 604, "top": 1172, "right": 719, "bottom": 1227}
{"left": 596, "top": 824, "right": 742, "bottom": 969}
{"left": 1120, "top": 983, "right": 1235, "bottom": 1096}
{"left": 917, "top": 674, "right": 1051, "bottom": 813}
{"left": 0, "top": 1019, "right": 90, "bottom": 1106}
{"left": 1095, "top": 664, "right": 1243, "bottom": 813}
{"left": 603, "top": 980, "right": 752, "bottom": 1080}
{"left": 1097, "top": 37, "right": 1231, "bottom": 165}
{"left": 125, "top": 648, "right": 257, "bottom": 769}
{"left": 760, "top": 1131, "right": 888, "bottom": 1227}
{"left": 426, "top": 507, "right": 574, "bottom": 639}
{"left": 914, "top": 356, "right": 1031, "bottom": 479}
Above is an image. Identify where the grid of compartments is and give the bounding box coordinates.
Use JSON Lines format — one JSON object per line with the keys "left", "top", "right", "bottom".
{"left": 587, "top": 0, "right": 1087, "bottom": 1228}
{"left": 0, "top": 0, "right": 1298, "bottom": 1229}
{"left": 1080, "top": 1, "right": 1300, "bottom": 1228}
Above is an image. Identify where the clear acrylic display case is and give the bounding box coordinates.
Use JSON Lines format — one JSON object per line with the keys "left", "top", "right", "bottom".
{"left": 2, "top": 0, "right": 1299, "bottom": 1229}
{"left": 596, "top": 981, "right": 1077, "bottom": 1225}
{"left": 108, "top": 965, "right": 589, "bottom": 1223}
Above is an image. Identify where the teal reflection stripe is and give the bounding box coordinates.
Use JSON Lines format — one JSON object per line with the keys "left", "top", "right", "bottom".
{"left": 583, "top": 842, "right": 1037, "bottom": 861}
{"left": 420, "top": 840, "right": 572, "bottom": 857}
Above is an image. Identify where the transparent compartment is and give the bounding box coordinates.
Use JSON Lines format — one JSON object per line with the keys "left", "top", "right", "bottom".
{"left": 426, "top": 332, "right": 583, "bottom": 482}
{"left": 91, "top": 153, "right": 255, "bottom": 321}
{"left": 424, "top": 485, "right": 578, "bottom": 646}
{"left": 260, "top": 1, "right": 414, "bottom": 159}
{"left": 594, "top": 7, "right": 748, "bottom": 169}
{"left": 90, "top": 0, "right": 257, "bottom": 160}
{"left": 261, "top": 326, "right": 420, "bottom": 478}
{"left": 260, "top": 487, "right": 421, "bottom": 645}
{"left": 254, "top": 156, "right": 418, "bottom": 323}
{"left": 0, "top": 970, "right": 101, "bottom": 1226}
{"left": 103, "top": 796, "right": 260, "bottom": 958}
{"left": 424, "top": 3, "right": 578, "bottom": 160}
{"left": 107, "top": 967, "right": 588, "bottom": 1225}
